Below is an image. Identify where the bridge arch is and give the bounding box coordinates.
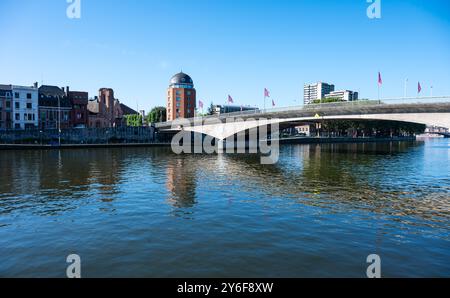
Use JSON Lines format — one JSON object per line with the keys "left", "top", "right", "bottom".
{"left": 182, "top": 113, "right": 450, "bottom": 140}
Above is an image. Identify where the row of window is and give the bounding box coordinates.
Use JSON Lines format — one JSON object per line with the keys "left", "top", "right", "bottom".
{"left": 13, "top": 92, "right": 33, "bottom": 99}
{"left": 40, "top": 111, "right": 70, "bottom": 121}
{"left": 0, "top": 101, "right": 34, "bottom": 109}
{"left": 15, "top": 113, "right": 36, "bottom": 121}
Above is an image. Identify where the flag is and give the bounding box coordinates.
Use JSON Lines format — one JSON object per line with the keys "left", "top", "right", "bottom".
{"left": 378, "top": 72, "right": 383, "bottom": 85}
{"left": 228, "top": 95, "right": 234, "bottom": 104}
{"left": 264, "top": 88, "right": 270, "bottom": 98}
{"left": 272, "top": 99, "right": 276, "bottom": 107}
{"left": 418, "top": 82, "right": 422, "bottom": 94}
{"left": 199, "top": 100, "right": 204, "bottom": 109}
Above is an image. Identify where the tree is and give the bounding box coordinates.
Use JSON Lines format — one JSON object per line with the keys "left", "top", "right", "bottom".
{"left": 312, "top": 97, "right": 343, "bottom": 104}
{"left": 205, "top": 102, "right": 216, "bottom": 116}
{"left": 125, "top": 114, "right": 143, "bottom": 127}
{"left": 147, "top": 106, "right": 167, "bottom": 124}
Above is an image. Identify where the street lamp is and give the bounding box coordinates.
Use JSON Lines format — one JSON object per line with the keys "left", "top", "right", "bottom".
{"left": 58, "top": 95, "right": 61, "bottom": 146}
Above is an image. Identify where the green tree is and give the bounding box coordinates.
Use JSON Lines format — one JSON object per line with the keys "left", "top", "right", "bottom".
{"left": 206, "top": 103, "right": 215, "bottom": 116}
{"left": 312, "top": 97, "right": 343, "bottom": 104}
{"left": 147, "top": 106, "right": 167, "bottom": 124}
{"left": 125, "top": 114, "right": 143, "bottom": 127}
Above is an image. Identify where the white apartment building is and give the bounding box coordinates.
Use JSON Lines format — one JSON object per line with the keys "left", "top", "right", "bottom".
{"left": 12, "top": 84, "right": 39, "bottom": 129}
{"left": 325, "top": 90, "right": 359, "bottom": 102}
{"left": 304, "top": 82, "right": 335, "bottom": 105}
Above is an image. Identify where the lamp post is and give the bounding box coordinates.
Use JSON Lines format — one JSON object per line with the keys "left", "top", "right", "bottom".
{"left": 58, "top": 96, "right": 61, "bottom": 146}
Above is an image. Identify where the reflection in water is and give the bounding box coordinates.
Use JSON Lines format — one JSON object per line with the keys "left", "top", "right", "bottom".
{"left": 0, "top": 140, "right": 449, "bottom": 277}
{"left": 166, "top": 157, "right": 198, "bottom": 213}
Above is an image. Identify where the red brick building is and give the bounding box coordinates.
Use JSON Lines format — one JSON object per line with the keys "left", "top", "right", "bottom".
{"left": 67, "top": 89, "right": 89, "bottom": 128}
{"left": 167, "top": 72, "right": 196, "bottom": 121}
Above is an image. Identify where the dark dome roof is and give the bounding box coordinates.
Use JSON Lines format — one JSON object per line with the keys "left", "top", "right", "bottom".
{"left": 170, "top": 72, "right": 194, "bottom": 86}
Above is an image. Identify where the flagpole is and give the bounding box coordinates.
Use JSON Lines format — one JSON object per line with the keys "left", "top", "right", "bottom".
{"left": 377, "top": 72, "right": 381, "bottom": 102}
{"left": 264, "top": 94, "right": 266, "bottom": 112}
{"left": 404, "top": 78, "right": 408, "bottom": 98}
{"left": 378, "top": 84, "right": 380, "bottom": 101}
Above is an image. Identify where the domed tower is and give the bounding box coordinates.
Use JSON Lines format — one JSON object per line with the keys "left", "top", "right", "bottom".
{"left": 167, "top": 72, "right": 196, "bottom": 121}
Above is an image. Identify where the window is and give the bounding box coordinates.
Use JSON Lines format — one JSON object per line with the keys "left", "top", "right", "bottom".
{"left": 6, "top": 101, "right": 11, "bottom": 108}
{"left": 15, "top": 124, "right": 21, "bottom": 129}
{"left": 27, "top": 93, "right": 32, "bottom": 99}
{"left": 176, "top": 97, "right": 181, "bottom": 101}
{"left": 187, "top": 91, "right": 191, "bottom": 96}
{"left": 15, "top": 102, "right": 20, "bottom": 109}
{"left": 15, "top": 113, "right": 20, "bottom": 121}
{"left": 26, "top": 103, "right": 32, "bottom": 109}
{"left": 15, "top": 92, "right": 19, "bottom": 99}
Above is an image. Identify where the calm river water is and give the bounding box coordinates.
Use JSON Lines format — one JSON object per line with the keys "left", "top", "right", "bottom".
{"left": 0, "top": 139, "right": 449, "bottom": 277}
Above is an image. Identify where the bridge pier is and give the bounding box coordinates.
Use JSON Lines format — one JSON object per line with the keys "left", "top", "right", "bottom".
{"left": 217, "top": 139, "right": 225, "bottom": 154}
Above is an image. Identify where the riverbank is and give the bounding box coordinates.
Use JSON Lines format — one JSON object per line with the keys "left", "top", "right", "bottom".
{"left": 278, "top": 136, "right": 416, "bottom": 144}
{"left": 0, "top": 136, "right": 417, "bottom": 150}
{"left": 0, "top": 143, "right": 171, "bottom": 150}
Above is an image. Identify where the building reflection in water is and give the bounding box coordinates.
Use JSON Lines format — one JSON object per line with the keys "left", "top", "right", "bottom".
{"left": 166, "top": 157, "right": 198, "bottom": 214}
{"left": 0, "top": 149, "right": 127, "bottom": 216}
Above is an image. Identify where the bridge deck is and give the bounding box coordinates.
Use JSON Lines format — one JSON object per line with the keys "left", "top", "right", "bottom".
{"left": 156, "top": 100, "right": 450, "bottom": 129}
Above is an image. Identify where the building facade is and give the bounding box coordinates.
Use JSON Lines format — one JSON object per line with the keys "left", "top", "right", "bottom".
{"left": 38, "top": 85, "right": 72, "bottom": 130}
{"left": 88, "top": 88, "right": 131, "bottom": 128}
{"left": 88, "top": 88, "right": 116, "bottom": 128}
{"left": 325, "top": 90, "right": 359, "bottom": 102}
{"left": 167, "top": 72, "right": 196, "bottom": 121}
{"left": 67, "top": 88, "right": 89, "bottom": 128}
{"left": 304, "top": 82, "right": 335, "bottom": 105}
{"left": 0, "top": 85, "right": 13, "bottom": 130}
{"left": 12, "top": 84, "right": 39, "bottom": 129}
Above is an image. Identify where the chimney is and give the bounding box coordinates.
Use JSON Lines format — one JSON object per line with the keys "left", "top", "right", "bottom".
{"left": 33, "top": 82, "right": 38, "bottom": 88}
{"left": 66, "top": 86, "right": 70, "bottom": 95}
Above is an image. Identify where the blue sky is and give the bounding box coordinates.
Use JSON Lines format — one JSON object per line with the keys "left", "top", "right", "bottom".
{"left": 1, "top": 0, "right": 449, "bottom": 111}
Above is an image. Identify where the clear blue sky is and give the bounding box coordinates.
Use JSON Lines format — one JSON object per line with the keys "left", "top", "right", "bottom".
{"left": 1, "top": 0, "right": 449, "bottom": 111}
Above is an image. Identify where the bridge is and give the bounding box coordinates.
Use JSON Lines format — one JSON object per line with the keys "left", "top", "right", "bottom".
{"left": 156, "top": 97, "right": 450, "bottom": 141}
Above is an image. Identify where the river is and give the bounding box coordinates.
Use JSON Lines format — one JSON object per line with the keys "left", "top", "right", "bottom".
{"left": 0, "top": 139, "right": 449, "bottom": 277}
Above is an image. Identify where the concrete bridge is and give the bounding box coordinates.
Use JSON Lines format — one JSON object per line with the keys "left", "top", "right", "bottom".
{"left": 156, "top": 97, "right": 450, "bottom": 141}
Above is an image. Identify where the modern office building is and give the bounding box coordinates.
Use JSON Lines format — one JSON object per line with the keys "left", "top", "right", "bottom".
{"left": 304, "top": 82, "right": 335, "bottom": 105}
{"left": 0, "top": 84, "right": 13, "bottom": 130}
{"left": 325, "top": 90, "right": 359, "bottom": 102}
{"left": 12, "top": 84, "right": 39, "bottom": 129}
{"left": 167, "top": 72, "right": 196, "bottom": 121}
